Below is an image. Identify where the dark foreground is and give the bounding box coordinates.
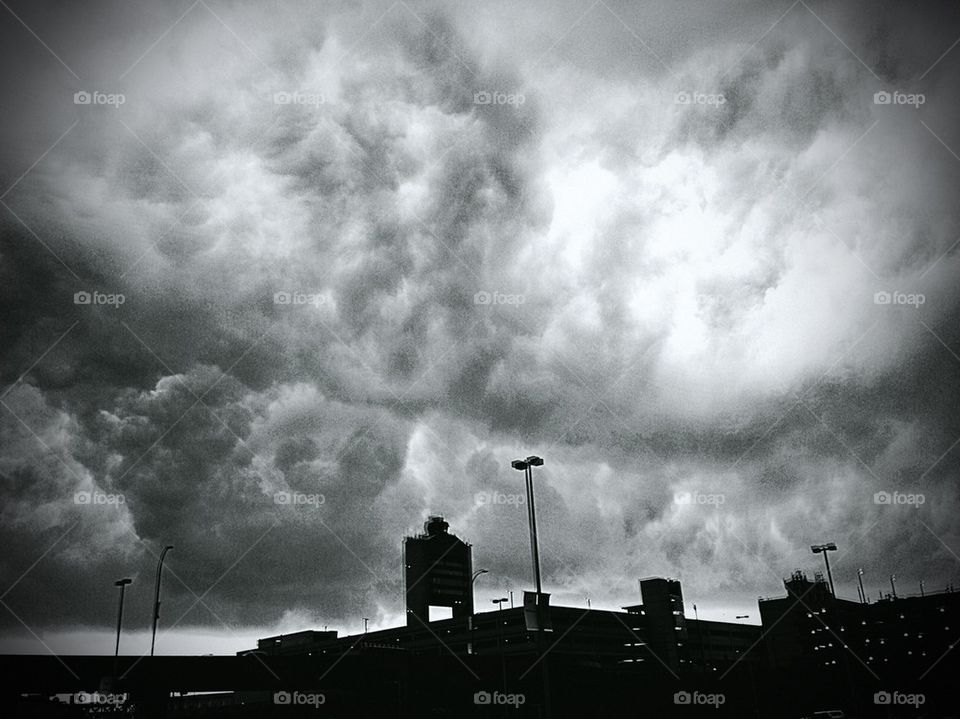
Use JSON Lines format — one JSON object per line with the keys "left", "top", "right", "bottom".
{"left": 0, "top": 654, "right": 954, "bottom": 718}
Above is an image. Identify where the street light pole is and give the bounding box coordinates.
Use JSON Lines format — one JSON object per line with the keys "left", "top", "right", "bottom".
{"left": 511, "top": 456, "right": 544, "bottom": 595}
{"left": 857, "top": 568, "right": 866, "bottom": 604}
{"left": 889, "top": 575, "right": 897, "bottom": 599}
{"left": 113, "top": 578, "right": 132, "bottom": 678}
{"left": 511, "top": 455, "right": 549, "bottom": 719}
{"left": 150, "top": 545, "right": 173, "bottom": 657}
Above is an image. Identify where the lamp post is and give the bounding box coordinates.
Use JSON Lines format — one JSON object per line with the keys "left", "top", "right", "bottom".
{"left": 150, "top": 545, "right": 173, "bottom": 657}
{"left": 113, "top": 578, "right": 132, "bottom": 678}
{"left": 889, "top": 575, "right": 897, "bottom": 599}
{"left": 510, "top": 456, "right": 549, "bottom": 719}
{"left": 511, "top": 456, "right": 544, "bottom": 596}
{"left": 857, "top": 568, "right": 866, "bottom": 604}
{"left": 811, "top": 543, "right": 838, "bottom": 596}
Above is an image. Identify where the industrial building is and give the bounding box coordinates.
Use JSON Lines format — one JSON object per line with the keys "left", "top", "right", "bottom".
{"left": 759, "top": 569, "right": 960, "bottom": 678}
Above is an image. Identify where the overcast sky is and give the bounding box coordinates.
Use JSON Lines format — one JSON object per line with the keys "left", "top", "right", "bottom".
{"left": 1, "top": 0, "right": 959, "bottom": 656}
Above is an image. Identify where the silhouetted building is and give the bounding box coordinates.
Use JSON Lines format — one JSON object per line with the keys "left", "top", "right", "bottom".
{"left": 623, "top": 578, "right": 689, "bottom": 672}
{"left": 242, "top": 519, "right": 763, "bottom": 678}
{"left": 759, "top": 569, "right": 960, "bottom": 678}
{"left": 252, "top": 630, "right": 338, "bottom": 656}
{"left": 759, "top": 570, "right": 859, "bottom": 670}
{"left": 243, "top": 571, "right": 761, "bottom": 679}
{"left": 403, "top": 516, "right": 473, "bottom": 625}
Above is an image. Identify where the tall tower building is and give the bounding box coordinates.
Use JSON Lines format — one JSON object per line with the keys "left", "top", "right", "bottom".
{"left": 639, "top": 577, "right": 689, "bottom": 671}
{"left": 403, "top": 516, "right": 474, "bottom": 625}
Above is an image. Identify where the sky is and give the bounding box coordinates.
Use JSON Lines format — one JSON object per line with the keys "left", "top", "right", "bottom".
{"left": 0, "top": 0, "right": 959, "bottom": 656}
